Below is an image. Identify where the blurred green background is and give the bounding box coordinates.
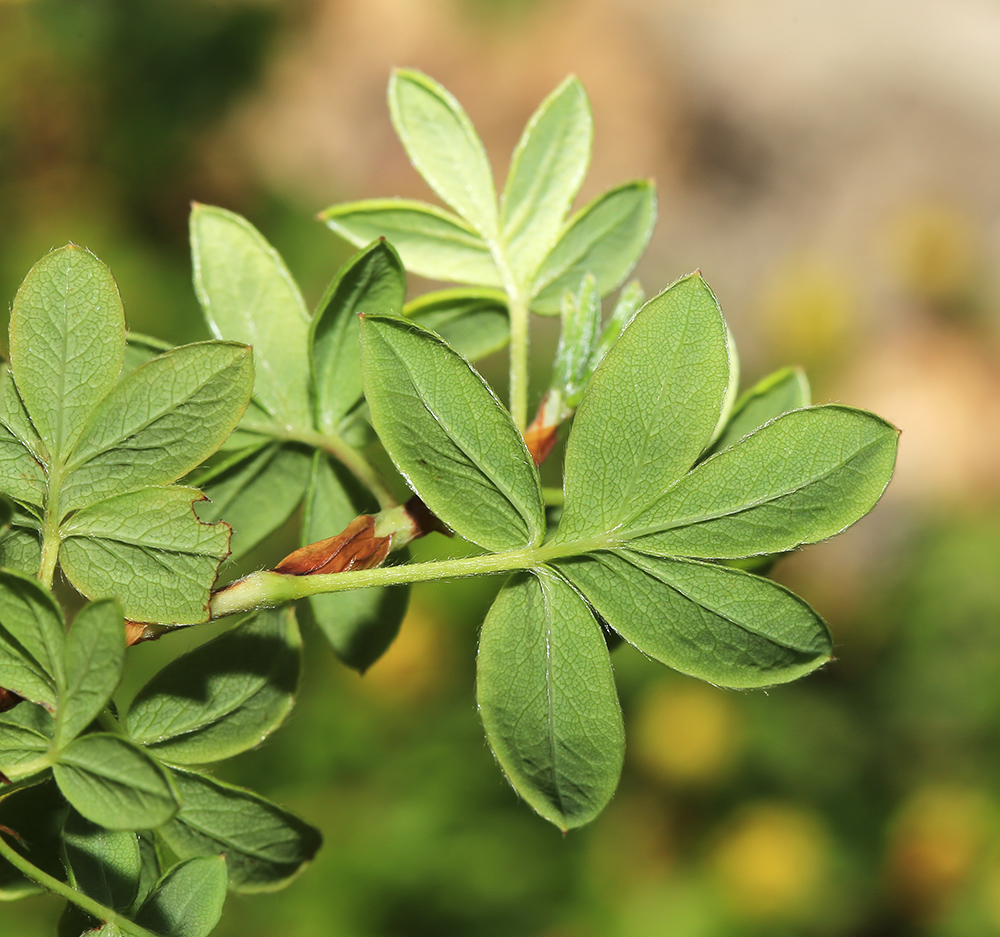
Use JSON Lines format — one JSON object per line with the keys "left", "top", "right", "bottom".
{"left": 4, "top": 0, "right": 1000, "bottom": 934}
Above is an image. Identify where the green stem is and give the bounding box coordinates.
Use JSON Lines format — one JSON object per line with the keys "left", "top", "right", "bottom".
{"left": 210, "top": 535, "right": 611, "bottom": 618}
{"left": 0, "top": 829, "right": 160, "bottom": 937}
{"left": 279, "top": 428, "right": 398, "bottom": 510}
{"left": 37, "top": 462, "right": 65, "bottom": 589}
{"left": 507, "top": 293, "right": 531, "bottom": 432}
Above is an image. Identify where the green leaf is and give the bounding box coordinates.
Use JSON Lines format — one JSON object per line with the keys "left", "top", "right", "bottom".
{"left": 61, "top": 342, "right": 254, "bottom": 513}
{"left": 477, "top": 569, "right": 624, "bottom": 831}
{"left": 0, "top": 426, "right": 46, "bottom": 509}
{"left": 135, "top": 855, "right": 227, "bottom": 937}
{"left": 0, "top": 569, "right": 65, "bottom": 710}
{"left": 0, "top": 365, "right": 46, "bottom": 463}
{"left": 8, "top": 245, "right": 125, "bottom": 458}
{"left": 320, "top": 199, "right": 501, "bottom": 287}
{"left": 625, "top": 406, "right": 900, "bottom": 559}
{"left": 0, "top": 703, "right": 54, "bottom": 777}
{"left": 58, "top": 599, "right": 125, "bottom": 743}
{"left": 197, "top": 443, "right": 312, "bottom": 562}
{"left": 709, "top": 365, "right": 811, "bottom": 455}
{"left": 360, "top": 314, "right": 544, "bottom": 551}
{"left": 587, "top": 280, "right": 645, "bottom": 374}
{"left": 190, "top": 204, "right": 311, "bottom": 428}
{"left": 0, "top": 524, "right": 41, "bottom": 577}
{"left": 126, "top": 606, "right": 300, "bottom": 765}
{"left": 0, "top": 781, "right": 66, "bottom": 900}
{"left": 502, "top": 75, "right": 592, "bottom": 285}
{"left": 303, "top": 453, "right": 409, "bottom": 671}
{"left": 531, "top": 180, "right": 656, "bottom": 315}
{"left": 59, "top": 487, "right": 231, "bottom": 624}
{"left": 123, "top": 332, "right": 172, "bottom": 375}
{"left": 62, "top": 810, "right": 141, "bottom": 911}
{"left": 553, "top": 273, "right": 601, "bottom": 403}
{"left": 557, "top": 550, "right": 832, "bottom": 687}
{"left": 554, "top": 274, "right": 732, "bottom": 544}
{"left": 53, "top": 733, "right": 179, "bottom": 830}
{"left": 388, "top": 69, "right": 498, "bottom": 237}
{"left": 311, "top": 239, "right": 406, "bottom": 433}
{"left": 404, "top": 288, "right": 509, "bottom": 361}
{"left": 159, "top": 768, "right": 322, "bottom": 893}
{"left": 135, "top": 833, "right": 161, "bottom": 909}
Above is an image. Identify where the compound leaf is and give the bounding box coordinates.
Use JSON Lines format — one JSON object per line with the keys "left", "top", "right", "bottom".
{"left": 404, "top": 288, "right": 509, "bottom": 361}
{"left": 134, "top": 855, "right": 227, "bottom": 937}
{"left": 190, "top": 204, "right": 311, "bottom": 428}
{"left": 477, "top": 569, "right": 624, "bottom": 831}
{"left": 320, "top": 199, "right": 500, "bottom": 287}
{"left": 531, "top": 180, "right": 656, "bottom": 315}
{"left": 389, "top": 69, "right": 498, "bottom": 237}
{"left": 557, "top": 550, "right": 832, "bottom": 687}
{"left": 361, "top": 314, "right": 543, "bottom": 551}
{"left": 62, "top": 810, "right": 141, "bottom": 912}
{"left": 555, "top": 274, "right": 732, "bottom": 544}
{"left": 159, "top": 768, "right": 322, "bottom": 893}
{"left": 8, "top": 246, "right": 124, "bottom": 458}
{"left": 311, "top": 239, "right": 406, "bottom": 433}
{"left": 502, "top": 75, "right": 592, "bottom": 286}
{"left": 58, "top": 599, "right": 125, "bottom": 744}
{"left": 59, "top": 487, "right": 231, "bottom": 625}
{"left": 62, "top": 342, "right": 253, "bottom": 512}
{"left": 125, "top": 606, "right": 300, "bottom": 765}
{"left": 626, "top": 406, "right": 899, "bottom": 558}
{"left": 0, "top": 569, "right": 66, "bottom": 711}
{"left": 53, "top": 733, "right": 179, "bottom": 830}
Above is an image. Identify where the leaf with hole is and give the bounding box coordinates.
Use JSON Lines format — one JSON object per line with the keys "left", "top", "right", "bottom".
{"left": 59, "top": 487, "right": 231, "bottom": 624}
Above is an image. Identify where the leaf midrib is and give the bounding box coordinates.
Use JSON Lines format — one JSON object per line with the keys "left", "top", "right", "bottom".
{"left": 610, "top": 551, "right": 823, "bottom": 654}
{"left": 378, "top": 330, "right": 540, "bottom": 547}
{"left": 618, "top": 432, "right": 887, "bottom": 541}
